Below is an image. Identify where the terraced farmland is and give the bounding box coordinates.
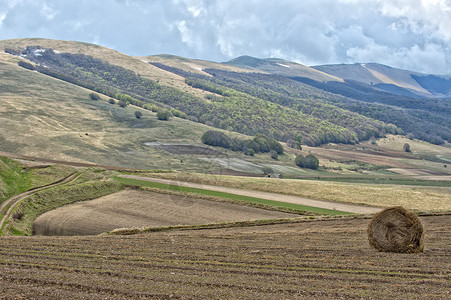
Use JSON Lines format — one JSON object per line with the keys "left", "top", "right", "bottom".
{"left": 0, "top": 215, "right": 449, "bottom": 299}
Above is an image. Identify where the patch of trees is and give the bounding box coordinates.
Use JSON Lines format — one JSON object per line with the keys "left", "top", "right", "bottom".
{"left": 157, "top": 110, "right": 172, "bottom": 120}
{"left": 295, "top": 154, "right": 319, "bottom": 170}
{"left": 151, "top": 63, "right": 392, "bottom": 145}
{"left": 201, "top": 130, "right": 284, "bottom": 156}
{"left": 17, "top": 61, "right": 35, "bottom": 70}
{"left": 5, "top": 48, "right": 22, "bottom": 55}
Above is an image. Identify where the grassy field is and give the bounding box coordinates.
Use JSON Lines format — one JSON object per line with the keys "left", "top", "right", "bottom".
{"left": 0, "top": 157, "right": 32, "bottom": 204}
{"left": 114, "top": 176, "right": 351, "bottom": 215}
{"left": 0, "top": 215, "right": 448, "bottom": 299}
{"left": 296, "top": 175, "right": 451, "bottom": 187}
{"left": 0, "top": 157, "right": 75, "bottom": 204}
{"left": 377, "top": 135, "right": 451, "bottom": 159}
{"left": 141, "top": 172, "right": 451, "bottom": 211}
{"left": 33, "top": 189, "right": 299, "bottom": 236}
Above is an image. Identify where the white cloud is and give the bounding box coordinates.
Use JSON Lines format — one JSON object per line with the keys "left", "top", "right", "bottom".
{"left": 177, "top": 20, "right": 194, "bottom": 47}
{"left": 0, "top": 0, "right": 450, "bottom": 74}
{"left": 0, "top": 14, "right": 6, "bottom": 27}
{"left": 40, "top": 2, "right": 58, "bottom": 20}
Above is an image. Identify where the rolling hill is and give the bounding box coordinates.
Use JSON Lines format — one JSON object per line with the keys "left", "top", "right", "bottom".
{"left": 313, "top": 62, "right": 451, "bottom": 97}
{"left": 0, "top": 38, "right": 450, "bottom": 173}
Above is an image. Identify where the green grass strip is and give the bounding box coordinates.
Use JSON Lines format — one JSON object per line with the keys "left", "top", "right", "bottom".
{"left": 114, "top": 176, "right": 352, "bottom": 216}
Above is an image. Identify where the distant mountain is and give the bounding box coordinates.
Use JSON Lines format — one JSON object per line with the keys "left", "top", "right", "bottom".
{"left": 313, "top": 63, "right": 451, "bottom": 98}
{"left": 225, "top": 55, "right": 343, "bottom": 83}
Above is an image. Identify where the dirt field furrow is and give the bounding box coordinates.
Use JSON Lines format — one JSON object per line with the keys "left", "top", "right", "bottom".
{"left": 0, "top": 215, "right": 449, "bottom": 299}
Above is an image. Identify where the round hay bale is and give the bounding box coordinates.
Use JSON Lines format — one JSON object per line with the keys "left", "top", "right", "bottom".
{"left": 368, "top": 206, "right": 424, "bottom": 253}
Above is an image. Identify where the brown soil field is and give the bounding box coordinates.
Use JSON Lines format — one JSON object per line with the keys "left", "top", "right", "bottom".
{"left": 387, "top": 168, "right": 449, "bottom": 176}
{"left": 0, "top": 215, "right": 449, "bottom": 299}
{"left": 148, "top": 144, "right": 224, "bottom": 155}
{"left": 33, "top": 189, "right": 298, "bottom": 236}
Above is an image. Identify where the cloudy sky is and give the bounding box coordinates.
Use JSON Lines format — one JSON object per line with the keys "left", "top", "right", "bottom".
{"left": 1, "top": 0, "right": 450, "bottom": 74}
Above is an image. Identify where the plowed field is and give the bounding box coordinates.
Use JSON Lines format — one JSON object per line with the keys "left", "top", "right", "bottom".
{"left": 0, "top": 215, "right": 449, "bottom": 299}
{"left": 33, "top": 189, "right": 298, "bottom": 235}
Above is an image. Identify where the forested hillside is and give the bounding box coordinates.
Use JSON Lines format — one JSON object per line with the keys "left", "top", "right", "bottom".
{"left": 7, "top": 45, "right": 395, "bottom": 146}
{"left": 152, "top": 63, "right": 449, "bottom": 144}
{"left": 5, "top": 43, "right": 450, "bottom": 146}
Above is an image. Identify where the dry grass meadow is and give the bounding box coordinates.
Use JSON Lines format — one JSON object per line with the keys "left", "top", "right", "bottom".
{"left": 146, "top": 172, "right": 451, "bottom": 211}
{"left": 0, "top": 215, "right": 449, "bottom": 299}
{"left": 0, "top": 38, "right": 246, "bottom": 100}
{"left": 0, "top": 53, "right": 233, "bottom": 171}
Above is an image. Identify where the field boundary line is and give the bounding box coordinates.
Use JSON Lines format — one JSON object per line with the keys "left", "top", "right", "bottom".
{"left": 117, "top": 174, "right": 382, "bottom": 214}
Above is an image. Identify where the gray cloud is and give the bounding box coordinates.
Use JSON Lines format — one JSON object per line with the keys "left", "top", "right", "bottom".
{"left": 0, "top": 0, "right": 450, "bottom": 74}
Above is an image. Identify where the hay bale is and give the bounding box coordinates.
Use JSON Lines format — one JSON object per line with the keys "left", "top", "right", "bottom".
{"left": 368, "top": 206, "right": 424, "bottom": 253}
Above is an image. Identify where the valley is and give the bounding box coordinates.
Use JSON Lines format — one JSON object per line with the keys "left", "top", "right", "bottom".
{"left": 0, "top": 38, "right": 450, "bottom": 299}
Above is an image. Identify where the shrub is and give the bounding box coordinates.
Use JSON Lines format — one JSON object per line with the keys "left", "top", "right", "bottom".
{"left": 89, "top": 93, "right": 100, "bottom": 100}
{"left": 295, "top": 154, "right": 319, "bottom": 169}
{"left": 271, "top": 140, "right": 284, "bottom": 154}
{"left": 270, "top": 149, "right": 278, "bottom": 160}
{"left": 157, "top": 110, "right": 172, "bottom": 120}
{"left": 286, "top": 139, "right": 297, "bottom": 148}
{"left": 188, "top": 115, "right": 199, "bottom": 122}
{"left": 296, "top": 142, "right": 303, "bottom": 150}
{"left": 171, "top": 109, "right": 187, "bottom": 119}
{"left": 134, "top": 111, "right": 143, "bottom": 119}
{"left": 305, "top": 154, "right": 319, "bottom": 169}
{"left": 108, "top": 98, "right": 116, "bottom": 104}
{"left": 295, "top": 155, "right": 306, "bottom": 168}
{"left": 403, "top": 143, "right": 411, "bottom": 152}
{"left": 262, "top": 166, "right": 273, "bottom": 175}
{"left": 5, "top": 48, "right": 22, "bottom": 55}
{"left": 295, "top": 135, "right": 303, "bottom": 149}
{"left": 252, "top": 134, "right": 284, "bottom": 154}
{"left": 247, "top": 149, "right": 255, "bottom": 156}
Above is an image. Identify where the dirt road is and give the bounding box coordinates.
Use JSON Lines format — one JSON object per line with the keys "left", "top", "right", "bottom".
{"left": 118, "top": 175, "right": 382, "bottom": 214}
{"left": 0, "top": 172, "right": 81, "bottom": 232}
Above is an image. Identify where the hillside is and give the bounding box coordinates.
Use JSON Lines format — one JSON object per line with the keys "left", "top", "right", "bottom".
{"left": 1, "top": 39, "right": 399, "bottom": 145}
{"left": 0, "top": 38, "right": 450, "bottom": 175}
{"left": 0, "top": 51, "right": 228, "bottom": 171}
